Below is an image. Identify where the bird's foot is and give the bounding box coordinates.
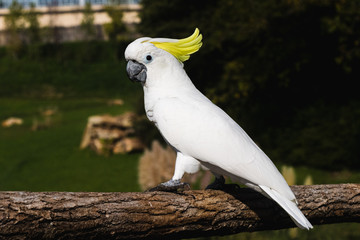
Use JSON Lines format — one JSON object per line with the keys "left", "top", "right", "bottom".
{"left": 206, "top": 176, "right": 241, "bottom": 193}
{"left": 205, "top": 175, "right": 225, "bottom": 190}
{"left": 147, "top": 179, "right": 190, "bottom": 192}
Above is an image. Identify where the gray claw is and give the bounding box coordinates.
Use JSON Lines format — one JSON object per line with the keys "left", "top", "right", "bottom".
{"left": 147, "top": 179, "right": 190, "bottom": 192}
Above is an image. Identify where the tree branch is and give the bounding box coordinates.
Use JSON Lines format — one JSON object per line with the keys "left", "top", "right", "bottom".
{"left": 0, "top": 184, "right": 359, "bottom": 239}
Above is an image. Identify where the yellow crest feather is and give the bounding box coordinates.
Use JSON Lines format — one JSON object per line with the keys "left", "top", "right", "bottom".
{"left": 150, "top": 28, "right": 203, "bottom": 62}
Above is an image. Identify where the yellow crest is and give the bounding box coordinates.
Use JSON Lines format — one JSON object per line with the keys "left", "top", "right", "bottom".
{"left": 150, "top": 28, "right": 203, "bottom": 62}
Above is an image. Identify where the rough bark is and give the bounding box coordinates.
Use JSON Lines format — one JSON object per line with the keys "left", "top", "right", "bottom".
{"left": 0, "top": 184, "right": 359, "bottom": 240}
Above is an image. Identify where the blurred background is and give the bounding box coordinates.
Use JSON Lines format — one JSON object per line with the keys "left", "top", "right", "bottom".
{"left": 0, "top": 0, "right": 359, "bottom": 239}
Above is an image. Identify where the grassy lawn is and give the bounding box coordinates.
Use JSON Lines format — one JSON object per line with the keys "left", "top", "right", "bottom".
{"left": 0, "top": 42, "right": 144, "bottom": 192}
{"left": 0, "top": 98, "right": 141, "bottom": 192}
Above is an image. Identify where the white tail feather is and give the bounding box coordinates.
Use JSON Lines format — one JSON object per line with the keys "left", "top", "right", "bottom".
{"left": 259, "top": 185, "right": 313, "bottom": 230}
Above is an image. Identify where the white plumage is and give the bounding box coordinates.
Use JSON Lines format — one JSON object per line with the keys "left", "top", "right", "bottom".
{"left": 125, "top": 31, "right": 313, "bottom": 230}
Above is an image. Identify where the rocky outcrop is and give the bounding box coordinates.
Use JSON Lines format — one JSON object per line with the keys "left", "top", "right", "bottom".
{"left": 80, "top": 112, "right": 144, "bottom": 155}
{"left": 1, "top": 117, "right": 23, "bottom": 127}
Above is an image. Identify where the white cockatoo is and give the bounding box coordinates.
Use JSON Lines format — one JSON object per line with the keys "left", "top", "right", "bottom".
{"left": 125, "top": 29, "right": 313, "bottom": 230}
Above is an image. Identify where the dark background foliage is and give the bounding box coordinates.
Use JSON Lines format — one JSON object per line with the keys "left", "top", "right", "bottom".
{"left": 139, "top": 0, "right": 360, "bottom": 170}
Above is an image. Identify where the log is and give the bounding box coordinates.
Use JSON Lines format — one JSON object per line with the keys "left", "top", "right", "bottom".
{"left": 0, "top": 184, "right": 359, "bottom": 240}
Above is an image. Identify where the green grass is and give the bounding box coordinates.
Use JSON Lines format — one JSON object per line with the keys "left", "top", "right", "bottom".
{"left": 0, "top": 42, "right": 143, "bottom": 191}
{"left": 0, "top": 98, "right": 141, "bottom": 192}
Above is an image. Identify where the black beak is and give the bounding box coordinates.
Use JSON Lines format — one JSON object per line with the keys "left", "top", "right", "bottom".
{"left": 126, "top": 60, "right": 147, "bottom": 83}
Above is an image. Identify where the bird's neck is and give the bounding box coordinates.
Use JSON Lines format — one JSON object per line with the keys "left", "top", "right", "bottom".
{"left": 143, "top": 65, "right": 196, "bottom": 94}
{"left": 142, "top": 66, "right": 199, "bottom": 120}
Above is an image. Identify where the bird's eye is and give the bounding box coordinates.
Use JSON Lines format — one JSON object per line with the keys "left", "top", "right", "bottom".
{"left": 144, "top": 55, "right": 153, "bottom": 63}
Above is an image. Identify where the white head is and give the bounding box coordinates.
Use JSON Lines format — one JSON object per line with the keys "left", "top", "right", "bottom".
{"left": 124, "top": 29, "right": 202, "bottom": 87}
